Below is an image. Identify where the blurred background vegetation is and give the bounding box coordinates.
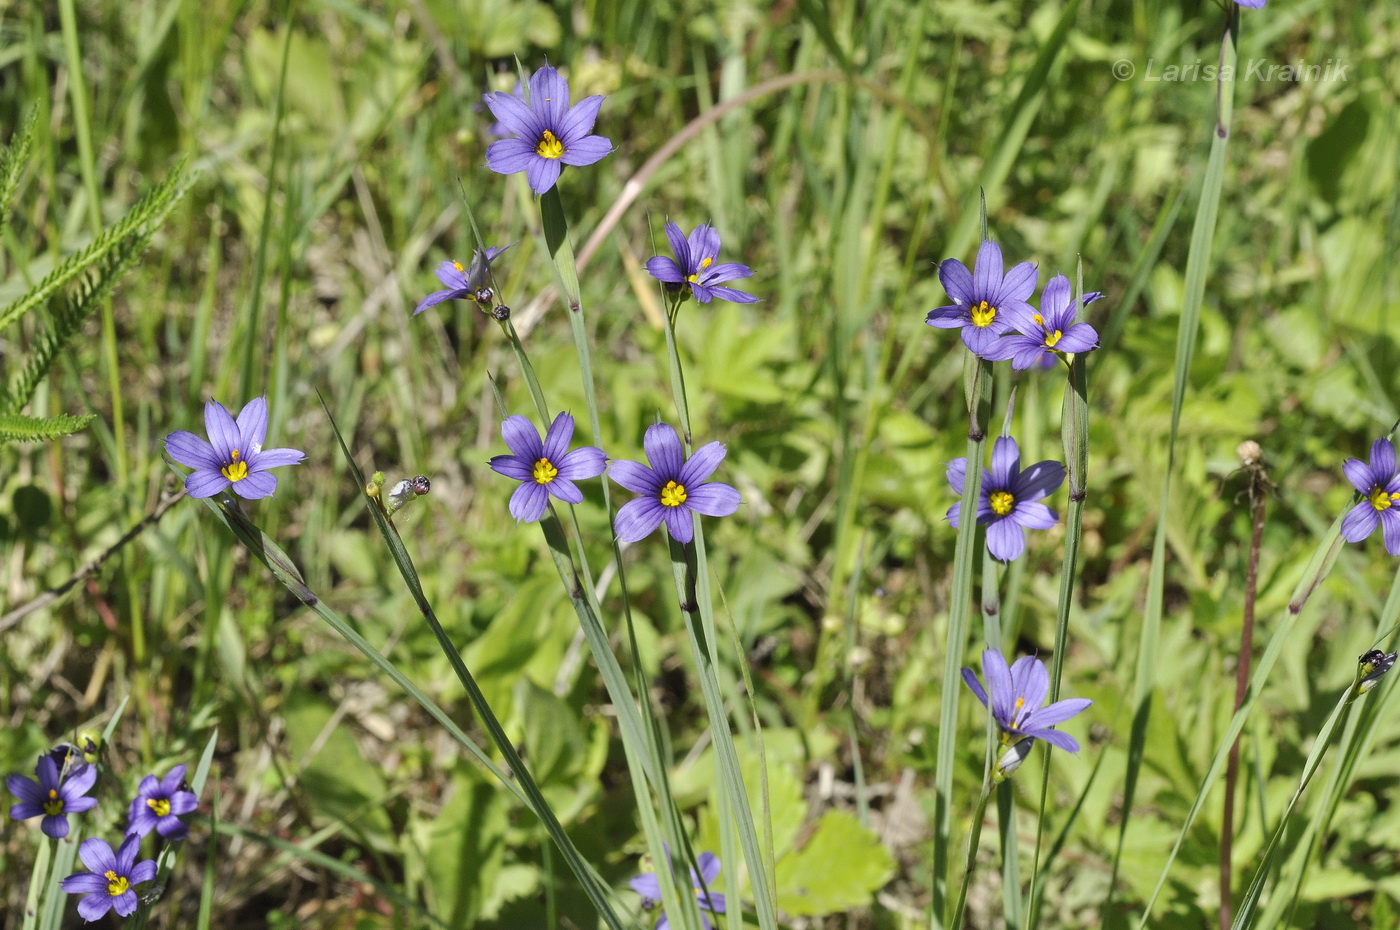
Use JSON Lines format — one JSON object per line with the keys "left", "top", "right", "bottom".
{"left": 1, "top": 0, "right": 1398, "bottom": 926}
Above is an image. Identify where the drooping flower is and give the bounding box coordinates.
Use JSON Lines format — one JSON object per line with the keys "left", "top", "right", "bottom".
{"left": 1340, "top": 438, "right": 1400, "bottom": 555}
{"left": 127, "top": 764, "right": 199, "bottom": 841}
{"left": 413, "top": 244, "right": 515, "bottom": 316}
{"left": 60, "top": 835, "right": 157, "bottom": 921}
{"left": 164, "top": 397, "right": 304, "bottom": 500}
{"left": 7, "top": 754, "right": 98, "bottom": 839}
{"left": 925, "top": 240, "right": 1038, "bottom": 358}
{"left": 630, "top": 851, "right": 727, "bottom": 930}
{"left": 987, "top": 274, "right": 1103, "bottom": 369}
{"left": 947, "top": 436, "right": 1065, "bottom": 562}
{"left": 488, "top": 413, "right": 607, "bottom": 523}
{"left": 610, "top": 423, "right": 741, "bottom": 544}
{"left": 645, "top": 222, "right": 759, "bottom": 305}
{"left": 961, "top": 648, "right": 1092, "bottom": 780}
{"left": 483, "top": 63, "right": 611, "bottom": 194}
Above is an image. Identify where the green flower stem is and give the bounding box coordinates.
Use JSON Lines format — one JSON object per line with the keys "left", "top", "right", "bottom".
{"left": 669, "top": 532, "right": 780, "bottom": 930}
{"left": 947, "top": 780, "right": 995, "bottom": 930}
{"left": 20, "top": 836, "right": 52, "bottom": 930}
{"left": 933, "top": 352, "right": 993, "bottom": 923}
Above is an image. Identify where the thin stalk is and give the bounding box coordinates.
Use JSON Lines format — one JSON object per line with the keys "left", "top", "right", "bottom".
{"left": 1220, "top": 449, "right": 1270, "bottom": 930}
{"left": 947, "top": 782, "right": 994, "bottom": 930}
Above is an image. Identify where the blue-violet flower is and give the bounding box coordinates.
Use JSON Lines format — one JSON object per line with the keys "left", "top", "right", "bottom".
{"left": 127, "top": 764, "right": 199, "bottom": 840}
{"left": 60, "top": 835, "right": 157, "bottom": 921}
{"left": 1341, "top": 438, "right": 1400, "bottom": 555}
{"left": 165, "top": 397, "right": 303, "bottom": 500}
{"left": 629, "top": 851, "right": 727, "bottom": 930}
{"left": 988, "top": 273, "right": 1102, "bottom": 369}
{"left": 646, "top": 222, "right": 759, "bottom": 304}
{"left": 962, "top": 648, "right": 1092, "bottom": 779}
{"left": 413, "top": 244, "right": 515, "bottom": 315}
{"left": 7, "top": 754, "right": 98, "bottom": 839}
{"left": 947, "top": 436, "right": 1064, "bottom": 562}
{"left": 611, "top": 423, "right": 741, "bottom": 544}
{"left": 489, "top": 413, "right": 607, "bottom": 523}
{"left": 483, "top": 64, "right": 611, "bottom": 194}
{"left": 925, "top": 240, "right": 1038, "bottom": 358}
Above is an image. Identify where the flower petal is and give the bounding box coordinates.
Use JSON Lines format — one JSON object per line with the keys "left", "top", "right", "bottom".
{"left": 1026, "top": 696, "right": 1092, "bottom": 729}
{"left": 687, "top": 225, "right": 722, "bottom": 264}
{"left": 231, "top": 471, "right": 277, "bottom": 500}
{"left": 678, "top": 441, "right": 727, "bottom": 487}
{"left": 78, "top": 837, "right": 118, "bottom": 874}
{"left": 526, "top": 156, "right": 563, "bottom": 194}
{"left": 1383, "top": 509, "right": 1400, "bottom": 556}
{"left": 560, "top": 133, "right": 612, "bottom": 167}
{"left": 1341, "top": 500, "right": 1380, "bottom": 542}
{"left": 164, "top": 431, "right": 220, "bottom": 470}
{"left": 559, "top": 95, "right": 604, "bottom": 144}
{"left": 696, "top": 851, "right": 722, "bottom": 885}
{"left": 946, "top": 501, "right": 961, "bottom": 527}
{"left": 1053, "top": 324, "right": 1099, "bottom": 354}
{"left": 615, "top": 497, "right": 665, "bottom": 542}
{"left": 972, "top": 240, "right": 1004, "bottom": 300}
{"left": 501, "top": 415, "right": 544, "bottom": 461}
{"left": 647, "top": 256, "right": 684, "bottom": 284}
{"left": 629, "top": 872, "right": 662, "bottom": 899}
{"left": 961, "top": 667, "right": 989, "bottom": 707}
{"left": 485, "top": 138, "right": 538, "bottom": 176}
{"left": 925, "top": 304, "right": 965, "bottom": 329}
{"left": 489, "top": 454, "right": 533, "bottom": 481}
{"left": 484, "top": 90, "right": 539, "bottom": 138}
{"left": 643, "top": 423, "right": 685, "bottom": 480}
{"left": 557, "top": 446, "right": 607, "bottom": 480}
{"left": 706, "top": 285, "right": 760, "bottom": 304}
{"left": 60, "top": 873, "right": 109, "bottom": 894}
{"left": 129, "top": 859, "right": 158, "bottom": 884}
{"left": 937, "top": 259, "right": 973, "bottom": 304}
{"left": 542, "top": 412, "right": 576, "bottom": 464}
{"left": 682, "top": 482, "right": 740, "bottom": 517}
{"left": 529, "top": 64, "right": 571, "bottom": 125}
{"left": 203, "top": 400, "right": 240, "bottom": 461}
{"left": 1371, "top": 439, "right": 1398, "bottom": 481}
{"left": 185, "top": 470, "right": 232, "bottom": 498}
{"left": 413, "top": 288, "right": 469, "bottom": 316}
{"left": 946, "top": 458, "right": 968, "bottom": 495}
{"left": 664, "top": 506, "right": 694, "bottom": 544}
{"left": 1030, "top": 728, "right": 1080, "bottom": 753}
{"left": 1011, "top": 657, "right": 1049, "bottom": 720}
{"left": 986, "top": 518, "right": 1026, "bottom": 562}
{"left": 1011, "top": 501, "right": 1057, "bottom": 530}
{"left": 981, "top": 649, "right": 1015, "bottom": 727}
{"left": 547, "top": 477, "right": 583, "bottom": 505}
{"left": 664, "top": 222, "right": 692, "bottom": 274}
{"left": 999, "top": 260, "right": 1038, "bottom": 303}
{"left": 509, "top": 481, "right": 549, "bottom": 523}
{"left": 1343, "top": 457, "right": 1374, "bottom": 494}
{"left": 235, "top": 396, "right": 269, "bottom": 451}
{"left": 77, "top": 894, "right": 115, "bottom": 922}
{"left": 1015, "top": 460, "right": 1065, "bottom": 501}
{"left": 249, "top": 447, "right": 304, "bottom": 470}
{"left": 989, "top": 436, "right": 1021, "bottom": 490}
{"left": 610, "top": 460, "right": 660, "bottom": 494}
{"left": 7, "top": 773, "right": 42, "bottom": 804}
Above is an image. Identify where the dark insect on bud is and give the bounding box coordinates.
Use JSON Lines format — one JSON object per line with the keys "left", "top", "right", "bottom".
{"left": 473, "top": 287, "right": 495, "bottom": 304}
{"left": 492, "top": 304, "right": 511, "bottom": 321}
{"left": 410, "top": 475, "right": 431, "bottom": 495}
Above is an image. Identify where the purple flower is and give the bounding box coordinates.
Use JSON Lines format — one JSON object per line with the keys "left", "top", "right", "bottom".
{"left": 925, "top": 240, "right": 1038, "bottom": 358}
{"left": 127, "top": 764, "right": 199, "bottom": 841}
{"left": 645, "top": 223, "right": 759, "bottom": 304}
{"left": 947, "top": 436, "right": 1064, "bottom": 562}
{"left": 164, "top": 397, "right": 304, "bottom": 500}
{"left": 483, "top": 64, "right": 611, "bottom": 194}
{"left": 413, "top": 244, "right": 515, "bottom": 316}
{"left": 987, "top": 274, "right": 1103, "bottom": 369}
{"left": 1234, "top": 0, "right": 1265, "bottom": 8}
{"left": 961, "top": 648, "right": 1092, "bottom": 779}
{"left": 60, "top": 835, "right": 157, "bottom": 921}
{"left": 1340, "top": 438, "right": 1400, "bottom": 555}
{"left": 610, "top": 424, "right": 741, "bottom": 545}
{"left": 488, "top": 413, "right": 607, "bottom": 523}
{"left": 7, "top": 754, "right": 98, "bottom": 839}
{"left": 630, "top": 851, "right": 727, "bottom": 930}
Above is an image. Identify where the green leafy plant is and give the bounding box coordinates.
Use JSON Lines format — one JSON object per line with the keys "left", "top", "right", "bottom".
{"left": 0, "top": 110, "right": 192, "bottom": 444}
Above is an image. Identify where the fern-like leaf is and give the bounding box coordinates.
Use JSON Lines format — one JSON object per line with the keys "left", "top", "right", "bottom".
{"left": 0, "top": 108, "right": 36, "bottom": 244}
{"left": 0, "top": 154, "right": 194, "bottom": 336}
{"left": 0, "top": 413, "right": 96, "bottom": 443}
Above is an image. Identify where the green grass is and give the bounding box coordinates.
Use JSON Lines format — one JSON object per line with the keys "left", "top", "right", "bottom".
{"left": 2, "top": 0, "right": 1399, "bottom": 927}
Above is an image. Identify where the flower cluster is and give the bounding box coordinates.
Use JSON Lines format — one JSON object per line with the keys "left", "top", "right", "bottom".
{"left": 8, "top": 744, "right": 200, "bottom": 921}
{"left": 962, "top": 648, "right": 1092, "bottom": 780}
{"left": 485, "top": 414, "right": 741, "bottom": 544}
{"left": 925, "top": 241, "right": 1101, "bottom": 367}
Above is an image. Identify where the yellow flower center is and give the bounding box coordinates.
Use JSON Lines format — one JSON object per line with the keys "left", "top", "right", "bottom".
{"left": 1369, "top": 486, "right": 1400, "bottom": 512}
{"left": 686, "top": 256, "right": 713, "bottom": 284}
{"left": 43, "top": 788, "right": 63, "bottom": 816}
{"left": 1033, "top": 313, "right": 1063, "bottom": 347}
{"left": 660, "top": 480, "right": 688, "bottom": 507}
{"left": 536, "top": 130, "right": 564, "bottom": 159}
{"left": 532, "top": 458, "right": 559, "bottom": 485}
{"left": 104, "top": 870, "right": 129, "bottom": 897}
{"left": 148, "top": 797, "right": 172, "bottom": 817}
{"left": 221, "top": 449, "right": 249, "bottom": 482}
{"left": 452, "top": 260, "right": 464, "bottom": 272}
{"left": 990, "top": 490, "right": 1015, "bottom": 516}
{"left": 970, "top": 300, "right": 997, "bottom": 328}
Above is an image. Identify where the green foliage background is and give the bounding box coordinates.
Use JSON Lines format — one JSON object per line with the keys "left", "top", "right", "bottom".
{"left": 0, "top": 0, "right": 1397, "bottom": 927}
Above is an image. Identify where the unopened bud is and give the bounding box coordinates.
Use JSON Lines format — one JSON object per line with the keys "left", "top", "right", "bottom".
{"left": 994, "top": 740, "right": 1033, "bottom": 782}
